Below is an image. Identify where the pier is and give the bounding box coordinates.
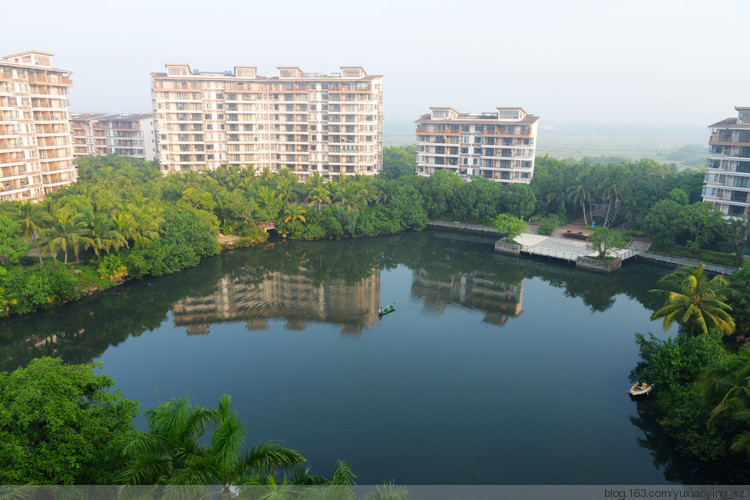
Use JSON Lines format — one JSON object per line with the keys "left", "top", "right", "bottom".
{"left": 427, "top": 220, "right": 739, "bottom": 275}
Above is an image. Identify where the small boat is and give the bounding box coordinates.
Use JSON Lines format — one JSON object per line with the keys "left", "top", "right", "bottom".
{"left": 378, "top": 302, "right": 396, "bottom": 316}
{"left": 629, "top": 382, "right": 654, "bottom": 398}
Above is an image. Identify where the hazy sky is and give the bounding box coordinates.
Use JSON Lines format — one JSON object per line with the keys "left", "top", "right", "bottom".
{"left": 3, "top": 0, "right": 748, "bottom": 129}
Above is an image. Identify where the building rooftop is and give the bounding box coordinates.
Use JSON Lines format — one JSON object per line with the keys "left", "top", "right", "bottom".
{"left": 416, "top": 112, "right": 540, "bottom": 125}
{"left": 153, "top": 64, "right": 381, "bottom": 80}
{"left": 71, "top": 113, "right": 154, "bottom": 121}
{"left": 708, "top": 117, "right": 750, "bottom": 129}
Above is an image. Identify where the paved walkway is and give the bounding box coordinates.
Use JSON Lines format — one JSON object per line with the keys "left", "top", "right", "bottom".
{"left": 515, "top": 231, "right": 636, "bottom": 261}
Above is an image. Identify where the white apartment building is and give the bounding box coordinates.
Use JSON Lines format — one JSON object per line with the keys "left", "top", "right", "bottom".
{"left": 702, "top": 107, "right": 750, "bottom": 217}
{"left": 416, "top": 107, "right": 539, "bottom": 184}
{"left": 71, "top": 113, "right": 157, "bottom": 161}
{"left": 151, "top": 65, "right": 383, "bottom": 179}
{"left": 0, "top": 51, "right": 77, "bottom": 202}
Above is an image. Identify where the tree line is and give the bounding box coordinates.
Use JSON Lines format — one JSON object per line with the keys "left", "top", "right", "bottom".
{"left": 1, "top": 149, "right": 748, "bottom": 319}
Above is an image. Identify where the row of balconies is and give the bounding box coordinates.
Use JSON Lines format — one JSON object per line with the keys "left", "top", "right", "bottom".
{"left": 416, "top": 125, "right": 533, "bottom": 136}
{"left": 26, "top": 74, "right": 73, "bottom": 87}
{"left": 710, "top": 131, "right": 750, "bottom": 146}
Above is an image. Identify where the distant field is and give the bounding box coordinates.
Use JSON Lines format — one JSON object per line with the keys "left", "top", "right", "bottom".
{"left": 384, "top": 121, "right": 709, "bottom": 169}
{"left": 536, "top": 135, "right": 707, "bottom": 169}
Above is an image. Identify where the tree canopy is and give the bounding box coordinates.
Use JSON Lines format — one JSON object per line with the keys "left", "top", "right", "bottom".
{"left": 0, "top": 357, "right": 139, "bottom": 484}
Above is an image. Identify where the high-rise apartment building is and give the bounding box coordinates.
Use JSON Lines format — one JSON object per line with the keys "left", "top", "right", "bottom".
{"left": 416, "top": 107, "right": 539, "bottom": 184}
{"left": 0, "top": 51, "right": 77, "bottom": 202}
{"left": 151, "top": 64, "right": 383, "bottom": 179}
{"left": 71, "top": 113, "right": 157, "bottom": 161}
{"left": 702, "top": 107, "right": 750, "bottom": 217}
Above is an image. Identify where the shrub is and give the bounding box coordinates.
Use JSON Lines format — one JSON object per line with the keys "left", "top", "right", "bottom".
{"left": 537, "top": 215, "right": 563, "bottom": 235}
{"left": 97, "top": 254, "right": 128, "bottom": 282}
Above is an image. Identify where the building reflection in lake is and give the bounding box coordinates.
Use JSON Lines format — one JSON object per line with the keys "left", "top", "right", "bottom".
{"left": 172, "top": 270, "right": 380, "bottom": 335}
{"left": 411, "top": 269, "right": 523, "bottom": 325}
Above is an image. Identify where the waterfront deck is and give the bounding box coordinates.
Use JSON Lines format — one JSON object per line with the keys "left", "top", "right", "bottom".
{"left": 427, "top": 220, "right": 738, "bottom": 275}
{"left": 513, "top": 232, "right": 639, "bottom": 262}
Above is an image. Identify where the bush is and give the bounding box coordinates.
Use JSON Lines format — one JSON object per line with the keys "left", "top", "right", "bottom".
{"left": 97, "top": 254, "right": 129, "bottom": 282}
{"left": 1, "top": 265, "right": 79, "bottom": 317}
{"left": 537, "top": 215, "right": 563, "bottom": 235}
{"left": 633, "top": 331, "right": 732, "bottom": 461}
{"left": 0, "top": 357, "right": 138, "bottom": 484}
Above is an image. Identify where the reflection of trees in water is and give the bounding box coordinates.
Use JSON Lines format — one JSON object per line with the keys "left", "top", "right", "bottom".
{"left": 629, "top": 401, "right": 733, "bottom": 485}
{"left": 0, "top": 230, "right": 670, "bottom": 374}
{"left": 0, "top": 256, "right": 223, "bottom": 372}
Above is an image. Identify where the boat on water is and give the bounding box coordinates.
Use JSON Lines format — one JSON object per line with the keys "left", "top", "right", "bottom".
{"left": 378, "top": 302, "right": 396, "bottom": 317}
{"left": 629, "top": 382, "right": 654, "bottom": 398}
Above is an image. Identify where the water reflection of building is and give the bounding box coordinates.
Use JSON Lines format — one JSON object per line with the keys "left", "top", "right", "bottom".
{"left": 172, "top": 270, "right": 380, "bottom": 335}
{"left": 411, "top": 269, "right": 523, "bottom": 325}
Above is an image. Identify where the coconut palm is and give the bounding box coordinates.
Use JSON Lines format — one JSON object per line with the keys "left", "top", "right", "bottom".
{"left": 41, "top": 210, "right": 94, "bottom": 264}
{"left": 111, "top": 212, "right": 137, "bottom": 249}
{"left": 334, "top": 182, "right": 368, "bottom": 213}
{"left": 704, "top": 347, "right": 750, "bottom": 457}
{"left": 277, "top": 176, "right": 300, "bottom": 205}
{"left": 131, "top": 208, "right": 164, "bottom": 246}
{"left": 568, "top": 182, "right": 591, "bottom": 226}
{"left": 118, "top": 395, "right": 306, "bottom": 497}
{"left": 87, "top": 212, "right": 120, "bottom": 259}
{"left": 650, "top": 264, "right": 735, "bottom": 336}
{"left": 283, "top": 205, "right": 307, "bottom": 225}
{"left": 14, "top": 202, "right": 41, "bottom": 243}
{"left": 14, "top": 201, "right": 45, "bottom": 264}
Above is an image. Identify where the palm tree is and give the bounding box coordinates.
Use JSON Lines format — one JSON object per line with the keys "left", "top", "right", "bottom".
{"left": 283, "top": 205, "right": 307, "bottom": 225}
{"left": 704, "top": 347, "right": 750, "bottom": 457}
{"left": 334, "top": 182, "right": 367, "bottom": 213}
{"left": 568, "top": 182, "right": 591, "bottom": 226}
{"left": 118, "top": 395, "right": 306, "bottom": 497}
{"left": 42, "top": 210, "right": 94, "bottom": 264}
{"left": 277, "top": 176, "right": 300, "bottom": 205}
{"left": 305, "top": 173, "right": 330, "bottom": 212}
{"left": 649, "top": 264, "right": 735, "bottom": 336}
{"left": 87, "top": 212, "right": 119, "bottom": 260}
{"left": 130, "top": 206, "right": 164, "bottom": 246}
{"left": 111, "top": 212, "right": 137, "bottom": 249}
{"left": 14, "top": 202, "right": 44, "bottom": 264}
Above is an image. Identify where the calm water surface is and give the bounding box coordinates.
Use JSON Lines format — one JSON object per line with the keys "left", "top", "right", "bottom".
{"left": 0, "top": 231, "right": 718, "bottom": 484}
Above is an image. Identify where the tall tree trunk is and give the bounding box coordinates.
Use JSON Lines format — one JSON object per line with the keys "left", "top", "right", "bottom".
{"left": 582, "top": 201, "right": 588, "bottom": 226}
{"left": 604, "top": 198, "right": 612, "bottom": 228}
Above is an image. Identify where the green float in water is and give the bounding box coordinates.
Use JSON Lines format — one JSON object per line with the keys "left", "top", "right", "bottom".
{"left": 378, "top": 302, "right": 396, "bottom": 316}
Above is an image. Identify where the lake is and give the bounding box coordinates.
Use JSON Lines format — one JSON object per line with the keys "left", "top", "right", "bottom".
{"left": 0, "top": 230, "right": 720, "bottom": 484}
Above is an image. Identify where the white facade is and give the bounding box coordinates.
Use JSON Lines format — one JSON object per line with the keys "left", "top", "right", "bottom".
{"left": 71, "top": 113, "right": 157, "bottom": 161}
{"left": 0, "top": 51, "right": 77, "bottom": 202}
{"left": 416, "top": 107, "right": 539, "bottom": 184}
{"left": 702, "top": 107, "right": 750, "bottom": 217}
{"left": 151, "top": 65, "right": 383, "bottom": 179}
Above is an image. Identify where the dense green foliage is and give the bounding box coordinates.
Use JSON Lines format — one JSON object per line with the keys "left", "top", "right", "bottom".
{"left": 632, "top": 264, "right": 750, "bottom": 481}
{"left": 727, "top": 267, "right": 750, "bottom": 338}
{"left": 0, "top": 357, "right": 139, "bottom": 484}
{"left": 493, "top": 213, "right": 527, "bottom": 242}
{"left": 704, "top": 346, "right": 750, "bottom": 458}
{"left": 119, "top": 395, "right": 355, "bottom": 494}
{"left": 0, "top": 357, "right": 355, "bottom": 488}
{"left": 587, "top": 227, "right": 627, "bottom": 259}
{"left": 381, "top": 144, "right": 416, "bottom": 179}
{"left": 529, "top": 156, "right": 734, "bottom": 254}
{"left": 633, "top": 332, "right": 732, "bottom": 464}
{"left": 0, "top": 215, "right": 27, "bottom": 267}
{"left": 2, "top": 264, "right": 79, "bottom": 316}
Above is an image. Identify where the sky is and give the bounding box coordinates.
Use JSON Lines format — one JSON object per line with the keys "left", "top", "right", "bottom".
{"left": 3, "top": 0, "right": 749, "bottom": 130}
